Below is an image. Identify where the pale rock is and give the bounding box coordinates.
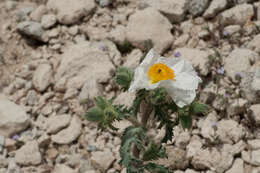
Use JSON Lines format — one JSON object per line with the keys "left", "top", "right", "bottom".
{"left": 223, "top": 25, "right": 241, "bottom": 36}
{"left": 46, "top": 148, "right": 59, "bottom": 160}
{"left": 55, "top": 41, "right": 115, "bottom": 100}
{"left": 227, "top": 98, "right": 248, "bottom": 116}
{"left": 17, "top": 21, "right": 47, "bottom": 42}
{"left": 37, "top": 133, "right": 51, "bottom": 148}
{"left": 216, "top": 120, "right": 244, "bottom": 144}
{"left": 123, "top": 49, "right": 143, "bottom": 69}
{"left": 68, "top": 25, "right": 79, "bottom": 36}
{"left": 30, "top": 5, "right": 47, "bottom": 22}
{"left": 173, "top": 34, "right": 190, "bottom": 48}
{"left": 200, "top": 111, "right": 218, "bottom": 141}
{"left": 186, "top": 136, "right": 203, "bottom": 158}
{"left": 248, "top": 34, "right": 260, "bottom": 54}
{"left": 255, "top": 2, "right": 260, "bottom": 20}
{"left": 41, "top": 14, "right": 56, "bottom": 29}
{"left": 241, "top": 68, "right": 260, "bottom": 103}
{"left": 224, "top": 49, "right": 258, "bottom": 82}
{"left": 51, "top": 115, "right": 82, "bottom": 144}
{"left": 15, "top": 141, "right": 41, "bottom": 166}
{"left": 187, "top": 0, "right": 210, "bottom": 17}
{"left": 0, "top": 99, "right": 30, "bottom": 137}
{"left": 220, "top": 4, "right": 254, "bottom": 26}
{"left": 33, "top": 63, "right": 53, "bottom": 92}
{"left": 172, "top": 48, "right": 211, "bottom": 75}
{"left": 7, "top": 159, "right": 21, "bottom": 173}
{"left": 250, "top": 104, "right": 260, "bottom": 125}
{"left": 203, "top": 0, "right": 228, "bottom": 18}
{"left": 26, "top": 90, "right": 38, "bottom": 106}
{"left": 192, "top": 148, "right": 233, "bottom": 173}
{"left": 112, "top": 120, "right": 132, "bottom": 134}
{"left": 156, "top": 146, "right": 189, "bottom": 170}
{"left": 175, "top": 171, "right": 184, "bottom": 173}
{"left": 91, "top": 149, "right": 115, "bottom": 171}
{"left": 175, "top": 131, "right": 190, "bottom": 149}
{"left": 108, "top": 25, "right": 126, "bottom": 45}
{"left": 252, "top": 150, "right": 260, "bottom": 166}
{"left": 185, "top": 169, "right": 199, "bottom": 173}
{"left": 114, "top": 92, "right": 135, "bottom": 107}
{"left": 142, "top": 0, "right": 187, "bottom": 22}
{"left": 126, "top": 8, "right": 173, "bottom": 54}
{"left": 226, "top": 159, "right": 244, "bottom": 173}
{"left": 53, "top": 164, "right": 76, "bottom": 173}
{"left": 0, "top": 155, "right": 8, "bottom": 168}
{"left": 248, "top": 139, "right": 260, "bottom": 150}
{"left": 222, "top": 141, "right": 246, "bottom": 156}
{"left": 14, "top": 78, "right": 26, "bottom": 89}
{"left": 47, "top": 0, "right": 96, "bottom": 25}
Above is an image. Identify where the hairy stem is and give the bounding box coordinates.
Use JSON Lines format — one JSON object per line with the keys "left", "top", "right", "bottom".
{"left": 133, "top": 100, "right": 153, "bottom": 158}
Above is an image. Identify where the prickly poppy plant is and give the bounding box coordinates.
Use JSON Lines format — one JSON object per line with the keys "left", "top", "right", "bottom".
{"left": 85, "top": 49, "right": 208, "bottom": 173}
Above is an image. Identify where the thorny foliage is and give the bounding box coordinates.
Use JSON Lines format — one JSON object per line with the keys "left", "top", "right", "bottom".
{"left": 85, "top": 66, "right": 208, "bottom": 173}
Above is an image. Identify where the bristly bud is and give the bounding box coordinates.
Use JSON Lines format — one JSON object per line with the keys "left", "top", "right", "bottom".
{"left": 85, "top": 107, "right": 104, "bottom": 122}
{"left": 115, "top": 67, "right": 134, "bottom": 91}
{"left": 191, "top": 101, "right": 209, "bottom": 115}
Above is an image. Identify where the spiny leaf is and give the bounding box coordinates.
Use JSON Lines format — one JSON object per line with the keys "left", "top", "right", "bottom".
{"left": 142, "top": 143, "right": 167, "bottom": 161}
{"left": 144, "top": 163, "right": 173, "bottom": 173}
{"left": 85, "top": 107, "right": 103, "bottom": 122}
{"left": 191, "top": 101, "right": 209, "bottom": 115}
{"left": 179, "top": 114, "right": 192, "bottom": 129}
{"left": 115, "top": 67, "right": 134, "bottom": 91}
{"left": 94, "top": 96, "right": 108, "bottom": 110}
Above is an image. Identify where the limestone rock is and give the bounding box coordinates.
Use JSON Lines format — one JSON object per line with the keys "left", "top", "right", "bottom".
{"left": 220, "top": 4, "right": 254, "bottom": 26}
{"left": 30, "top": 5, "right": 47, "bottom": 22}
{"left": 126, "top": 8, "right": 173, "bottom": 54}
{"left": 227, "top": 98, "right": 248, "bottom": 116}
{"left": 51, "top": 116, "right": 82, "bottom": 144}
{"left": 53, "top": 164, "right": 76, "bottom": 173}
{"left": 251, "top": 150, "right": 260, "bottom": 166}
{"left": 172, "top": 48, "right": 211, "bottom": 75}
{"left": 55, "top": 41, "right": 115, "bottom": 100}
{"left": 156, "top": 146, "right": 189, "bottom": 170}
{"left": 248, "top": 34, "right": 260, "bottom": 54}
{"left": 241, "top": 68, "right": 260, "bottom": 103}
{"left": 114, "top": 92, "right": 135, "bottom": 108}
{"left": 123, "top": 49, "right": 143, "bottom": 69}
{"left": 47, "top": 0, "right": 96, "bottom": 25}
{"left": 224, "top": 49, "right": 258, "bottom": 82}
{"left": 15, "top": 141, "right": 41, "bottom": 166}
{"left": 216, "top": 120, "right": 244, "bottom": 144}
{"left": 199, "top": 112, "right": 218, "bottom": 141}
{"left": 41, "top": 14, "right": 57, "bottom": 29}
{"left": 17, "top": 21, "right": 47, "bottom": 42}
{"left": 192, "top": 148, "right": 233, "bottom": 173}
{"left": 46, "top": 114, "right": 71, "bottom": 134}
{"left": 203, "top": 0, "right": 228, "bottom": 18}
{"left": 248, "top": 139, "right": 260, "bottom": 150}
{"left": 226, "top": 159, "right": 244, "bottom": 173}
{"left": 33, "top": 63, "right": 53, "bottom": 92}
{"left": 91, "top": 149, "right": 115, "bottom": 171}
{"left": 0, "top": 99, "right": 30, "bottom": 137}
{"left": 141, "top": 0, "right": 187, "bottom": 22}
{"left": 249, "top": 104, "right": 260, "bottom": 125}
{"left": 175, "top": 131, "right": 191, "bottom": 149}
{"left": 187, "top": 0, "right": 210, "bottom": 17}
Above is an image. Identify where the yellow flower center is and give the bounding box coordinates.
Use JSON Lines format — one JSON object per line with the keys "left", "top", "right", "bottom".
{"left": 148, "top": 63, "right": 175, "bottom": 84}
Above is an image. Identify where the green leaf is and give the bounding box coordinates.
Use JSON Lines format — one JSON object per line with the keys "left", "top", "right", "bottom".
{"left": 115, "top": 67, "right": 134, "bottom": 91}
{"left": 179, "top": 114, "right": 192, "bottom": 129}
{"left": 94, "top": 96, "right": 108, "bottom": 110}
{"left": 191, "top": 102, "right": 209, "bottom": 115}
{"left": 85, "top": 107, "right": 103, "bottom": 122}
{"left": 142, "top": 143, "right": 167, "bottom": 161}
{"left": 144, "top": 163, "right": 173, "bottom": 173}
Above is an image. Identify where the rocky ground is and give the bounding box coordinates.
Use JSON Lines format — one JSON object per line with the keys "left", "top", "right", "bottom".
{"left": 0, "top": 0, "right": 260, "bottom": 172}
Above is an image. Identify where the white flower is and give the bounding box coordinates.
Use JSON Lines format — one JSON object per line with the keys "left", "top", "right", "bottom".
{"left": 128, "top": 49, "right": 202, "bottom": 108}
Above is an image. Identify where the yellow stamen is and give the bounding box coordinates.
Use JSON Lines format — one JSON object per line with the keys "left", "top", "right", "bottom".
{"left": 148, "top": 63, "right": 175, "bottom": 84}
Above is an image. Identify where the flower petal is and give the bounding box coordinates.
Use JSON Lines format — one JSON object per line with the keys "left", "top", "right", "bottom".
{"left": 171, "top": 72, "right": 201, "bottom": 90}
{"left": 162, "top": 81, "right": 197, "bottom": 107}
